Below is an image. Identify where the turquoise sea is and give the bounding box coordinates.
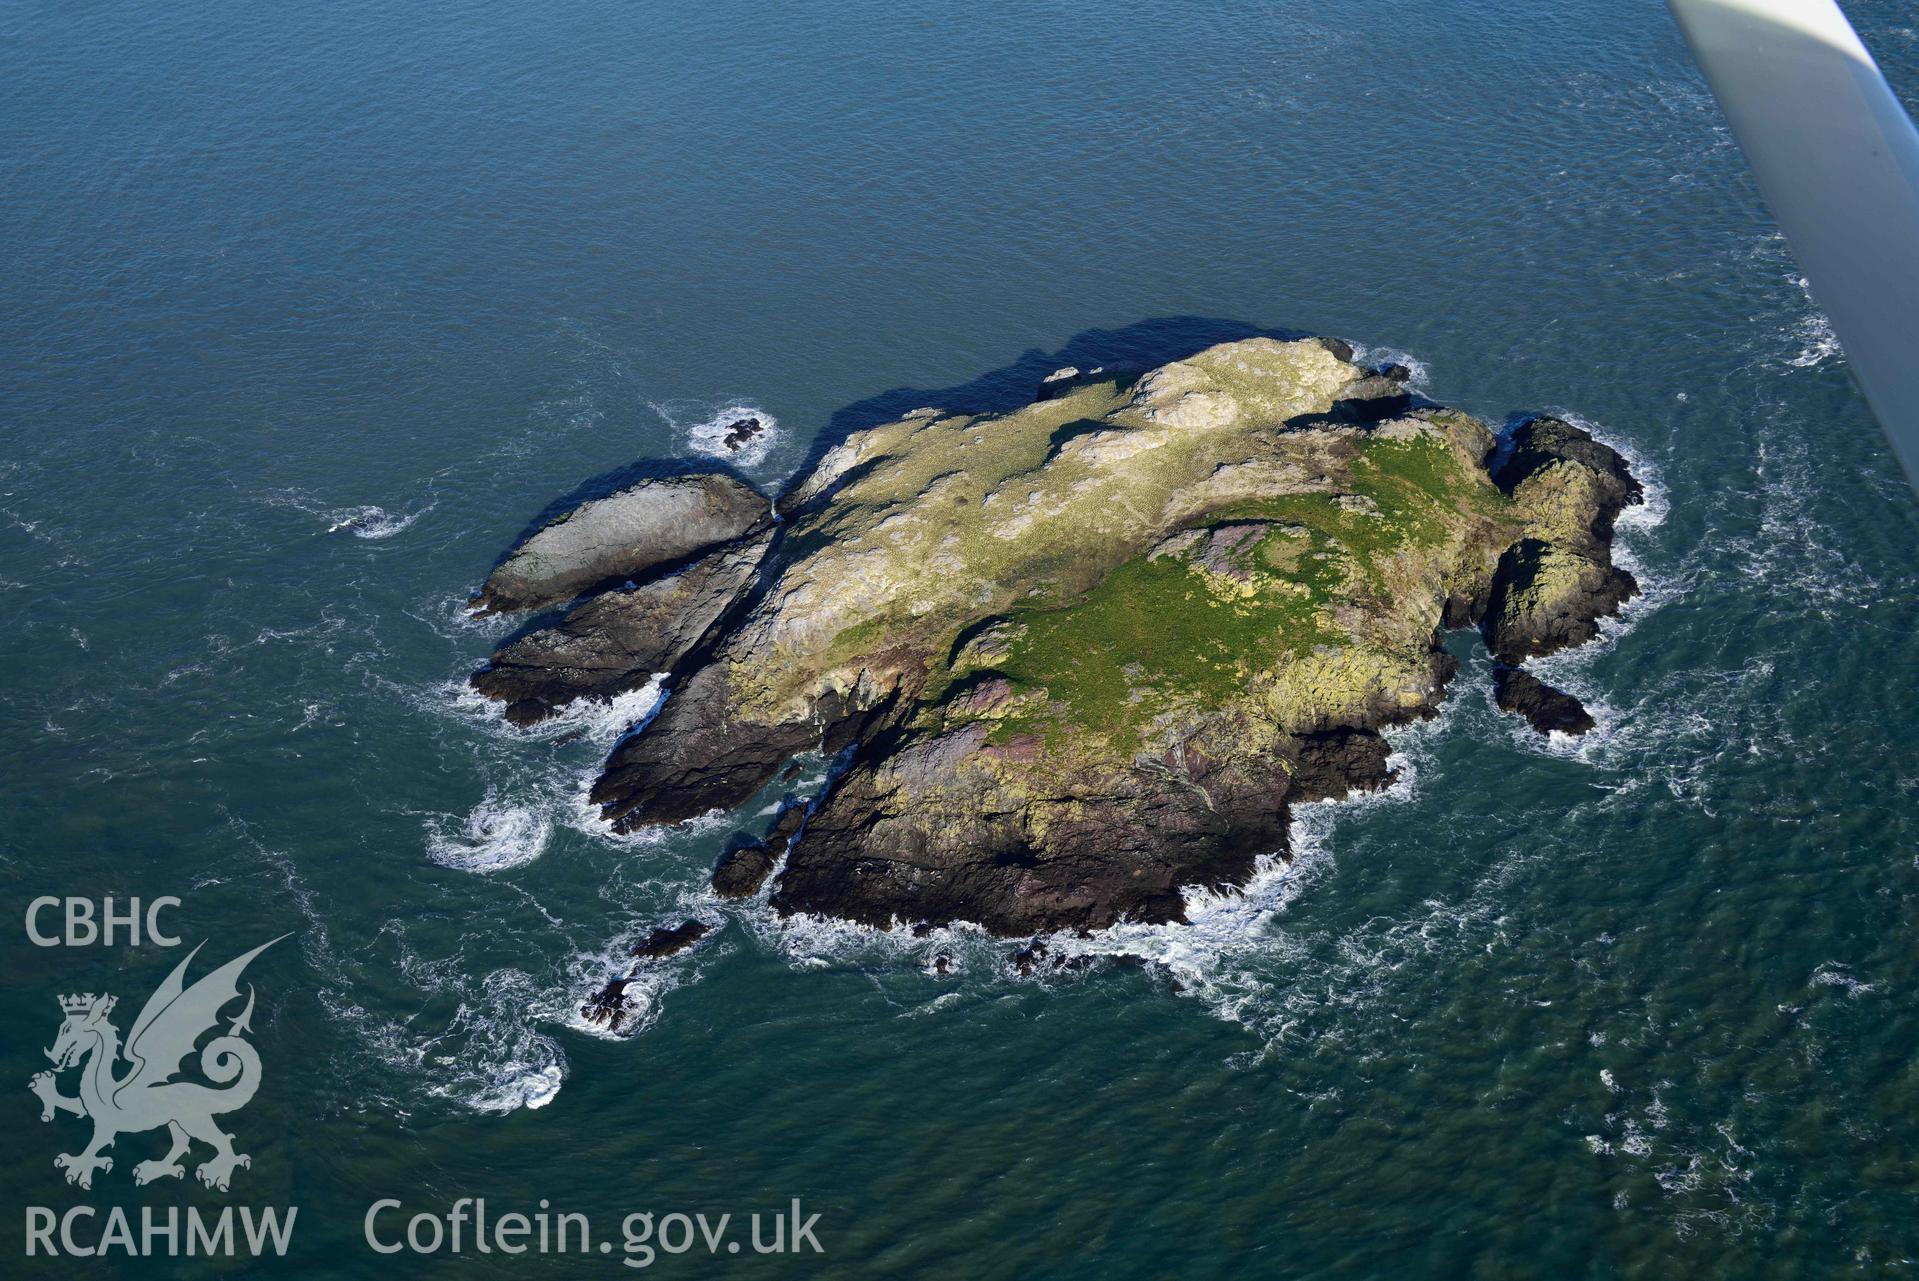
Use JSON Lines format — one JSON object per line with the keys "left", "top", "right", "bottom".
{"left": 3, "top": 0, "right": 1917, "bottom": 1275}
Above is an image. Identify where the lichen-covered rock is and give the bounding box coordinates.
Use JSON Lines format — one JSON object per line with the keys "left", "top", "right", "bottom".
{"left": 471, "top": 474, "right": 769, "bottom": 615}
{"left": 1477, "top": 416, "right": 1640, "bottom": 664}
{"left": 1482, "top": 538, "right": 1637, "bottom": 664}
{"left": 1494, "top": 416, "right": 1642, "bottom": 553}
{"left": 469, "top": 533, "right": 771, "bottom": 725}
{"left": 474, "top": 336, "right": 1641, "bottom": 937}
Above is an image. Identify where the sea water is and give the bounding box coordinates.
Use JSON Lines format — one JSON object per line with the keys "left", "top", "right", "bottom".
{"left": 3, "top": 0, "right": 1917, "bottom": 1275}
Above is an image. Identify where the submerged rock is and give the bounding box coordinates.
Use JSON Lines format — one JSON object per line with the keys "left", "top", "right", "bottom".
{"left": 580, "top": 978, "right": 632, "bottom": 1032}
{"left": 473, "top": 336, "right": 1642, "bottom": 937}
{"left": 1494, "top": 666, "right": 1596, "bottom": 737}
{"left": 471, "top": 473, "right": 769, "bottom": 615}
{"left": 630, "top": 920, "right": 711, "bottom": 959}
{"left": 719, "top": 417, "right": 766, "bottom": 452}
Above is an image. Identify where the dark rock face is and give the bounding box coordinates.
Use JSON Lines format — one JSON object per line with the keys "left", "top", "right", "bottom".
{"left": 578, "top": 920, "right": 714, "bottom": 1034}
{"left": 580, "top": 978, "right": 632, "bottom": 1032}
{"left": 630, "top": 920, "right": 711, "bottom": 959}
{"left": 471, "top": 473, "right": 769, "bottom": 615}
{"left": 718, "top": 417, "right": 765, "bottom": 452}
{"left": 593, "top": 670, "right": 896, "bottom": 831}
{"left": 1494, "top": 415, "right": 1642, "bottom": 495}
{"left": 711, "top": 806, "right": 805, "bottom": 899}
{"left": 1493, "top": 667, "right": 1596, "bottom": 737}
{"left": 470, "top": 534, "right": 771, "bottom": 725}
{"left": 761, "top": 710, "right": 1390, "bottom": 935}
{"left": 711, "top": 841, "right": 778, "bottom": 899}
{"left": 1289, "top": 727, "right": 1398, "bottom": 801}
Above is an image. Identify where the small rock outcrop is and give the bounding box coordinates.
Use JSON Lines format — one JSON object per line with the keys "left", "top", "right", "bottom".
{"left": 1480, "top": 415, "right": 1640, "bottom": 662}
{"left": 711, "top": 806, "right": 805, "bottom": 899}
{"left": 718, "top": 417, "right": 766, "bottom": 452}
{"left": 470, "top": 474, "right": 769, "bottom": 615}
{"left": 1492, "top": 415, "right": 1643, "bottom": 558}
{"left": 469, "top": 337, "right": 1643, "bottom": 940}
{"left": 470, "top": 533, "right": 771, "bottom": 725}
{"left": 630, "top": 920, "right": 711, "bottom": 959}
{"left": 580, "top": 978, "right": 633, "bottom": 1032}
{"left": 1483, "top": 537, "right": 1637, "bottom": 663}
{"left": 579, "top": 919, "right": 715, "bottom": 1033}
{"left": 1493, "top": 666, "right": 1597, "bottom": 737}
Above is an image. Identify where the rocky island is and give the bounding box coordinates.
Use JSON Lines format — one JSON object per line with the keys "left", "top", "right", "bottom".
{"left": 469, "top": 337, "right": 1640, "bottom": 951}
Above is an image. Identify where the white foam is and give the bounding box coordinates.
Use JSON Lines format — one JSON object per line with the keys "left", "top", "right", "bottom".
{"left": 540, "top": 678, "right": 672, "bottom": 747}
{"left": 426, "top": 793, "right": 553, "bottom": 873}
{"left": 259, "top": 488, "right": 434, "bottom": 541}
{"left": 326, "top": 503, "right": 434, "bottom": 540}
{"left": 652, "top": 399, "right": 782, "bottom": 469}
{"left": 1783, "top": 275, "right": 1842, "bottom": 369}
{"left": 401, "top": 964, "right": 577, "bottom": 1115}
{"left": 416, "top": 674, "right": 682, "bottom": 882}
{"left": 1808, "top": 963, "right": 1877, "bottom": 996}
{"left": 445, "top": 673, "right": 668, "bottom": 748}
{"left": 477, "top": 1064, "right": 563, "bottom": 1112}
{"left": 1349, "top": 342, "right": 1432, "bottom": 391}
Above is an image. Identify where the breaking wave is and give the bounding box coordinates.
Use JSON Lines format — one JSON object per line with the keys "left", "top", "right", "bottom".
{"left": 325, "top": 503, "right": 434, "bottom": 539}
{"left": 652, "top": 399, "right": 782, "bottom": 469}
{"left": 1782, "top": 275, "right": 1842, "bottom": 369}
{"left": 258, "top": 488, "right": 435, "bottom": 541}
{"left": 1349, "top": 341, "right": 1432, "bottom": 390}
{"left": 425, "top": 793, "right": 552, "bottom": 873}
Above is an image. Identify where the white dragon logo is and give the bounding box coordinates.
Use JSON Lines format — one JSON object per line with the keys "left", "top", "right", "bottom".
{"left": 28, "top": 936, "right": 285, "bottom": 1192}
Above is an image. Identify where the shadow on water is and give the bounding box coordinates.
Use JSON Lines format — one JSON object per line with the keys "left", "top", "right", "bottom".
{"left": 791, "top": 314, "right": 1312, "bottom": 490}
{"left": 501, "top": 315, "right": 1313, "bottom": 546}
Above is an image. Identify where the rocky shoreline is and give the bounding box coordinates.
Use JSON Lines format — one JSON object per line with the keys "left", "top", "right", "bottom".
{"left": 469, "top": 337, "right": 1642, "bottom": 997}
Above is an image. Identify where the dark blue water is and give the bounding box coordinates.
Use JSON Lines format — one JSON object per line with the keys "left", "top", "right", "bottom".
{"left": 4, "top": 0, "right": 1917, "bottom": 1276}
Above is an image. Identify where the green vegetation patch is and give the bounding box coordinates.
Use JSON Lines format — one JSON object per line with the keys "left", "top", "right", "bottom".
{"left": 983, "top": 523, "right": 1347, "bottom": 747}
{"left": 963, "top": 434, "right": 1509, "bottom": 749}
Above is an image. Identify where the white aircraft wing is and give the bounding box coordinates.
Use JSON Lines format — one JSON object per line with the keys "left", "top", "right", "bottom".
{"left": 1671, "top": 0, "right": 1919, "bottom": 485}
